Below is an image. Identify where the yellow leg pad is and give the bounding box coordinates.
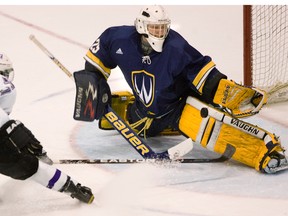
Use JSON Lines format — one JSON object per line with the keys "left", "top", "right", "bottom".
{"left": 99, "top": 91, "right": 135, "bottom": 130}
{"left": 178, "top": 104, "right": 202, "bottom": 141}
{"left": 200, "top": 118, "right": 216, "bottom": 148}
{"left": 100, "top": 91, "right": 181, "bottom": 136}
{"left": 214, "top": 124, "right": 275, "bottom": 170}
{"left": 179, "top": 96, "right": 281, "bottom": 171}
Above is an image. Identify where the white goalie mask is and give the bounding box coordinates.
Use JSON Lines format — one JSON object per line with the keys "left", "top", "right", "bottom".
{"left": 135, "top": 5, "right": 171, "bottom": 52}
{"left": 0, "top": 53, "right": 14, "bottom": 81}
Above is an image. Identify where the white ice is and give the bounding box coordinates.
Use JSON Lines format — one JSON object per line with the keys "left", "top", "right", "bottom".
{"left": 0, "top": 5, "right": 288, "bottom": 216}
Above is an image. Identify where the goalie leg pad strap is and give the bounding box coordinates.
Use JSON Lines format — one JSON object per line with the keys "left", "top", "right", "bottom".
{"left": 179, "top": 96, "right": 281, "bottom": 171}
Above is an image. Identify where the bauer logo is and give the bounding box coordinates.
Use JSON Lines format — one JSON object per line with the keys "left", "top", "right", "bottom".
{"left": 105, "top": 111, "right": 150, "bottom": 156}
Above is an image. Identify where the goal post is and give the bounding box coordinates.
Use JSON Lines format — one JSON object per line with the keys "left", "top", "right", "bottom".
{"left": 243, "top": 5, "right": 288, "bottom": 104}
{"left": 243, "top": 5, "right": 252, "bottom": 87}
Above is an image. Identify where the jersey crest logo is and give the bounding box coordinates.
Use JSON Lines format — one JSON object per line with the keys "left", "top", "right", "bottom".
{"left": 131, "top": 70, "right": 155, "bottom": 107}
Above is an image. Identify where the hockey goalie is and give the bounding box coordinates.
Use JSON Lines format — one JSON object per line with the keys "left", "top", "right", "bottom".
{"left": 72, "top": 5, "right": 287, "bottom": 173}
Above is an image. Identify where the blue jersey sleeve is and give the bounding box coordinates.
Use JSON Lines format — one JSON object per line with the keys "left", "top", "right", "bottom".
{"left": 165, "top": 30, "right": 216, "bottom": 96}
{"left": 93, "top": 28, "right": 118, "bottom": 69}
{"left": 84, "top": 27, "right": 120, "bottom": 78}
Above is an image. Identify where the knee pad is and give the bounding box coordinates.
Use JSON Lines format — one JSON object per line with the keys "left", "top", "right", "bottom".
{"left": 179, "top": 96, "right": 283, "bottom": 171}
{"left": 99, "top": 91, "right": 134, "bottom": 130}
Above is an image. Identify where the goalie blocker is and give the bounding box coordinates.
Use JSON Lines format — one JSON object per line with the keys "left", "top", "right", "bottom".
{"left": 179, "top": 96, "right": 286, "bottom": 173}
{"left": 73, "top": 69, "right": 111, "bottom": 121}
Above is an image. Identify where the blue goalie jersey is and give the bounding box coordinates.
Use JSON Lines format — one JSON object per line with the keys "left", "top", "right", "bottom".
{"left": 84, "top": 25, "right": 217, "bottom": 118}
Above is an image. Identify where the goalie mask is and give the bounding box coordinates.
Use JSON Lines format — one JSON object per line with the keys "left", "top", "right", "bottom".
{"left": 0, "top": 53, "right": 14, "bottom": 81}
{"left": 135, "top": 5, "right": 171, "bottom": 52}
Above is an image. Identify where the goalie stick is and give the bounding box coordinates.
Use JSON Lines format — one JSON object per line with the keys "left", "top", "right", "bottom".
{"left": 29, "top": 34, "right": 235, "bottom": 162}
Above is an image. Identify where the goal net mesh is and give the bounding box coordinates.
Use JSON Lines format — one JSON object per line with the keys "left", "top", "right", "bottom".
{"left": 249, "top": 5, "right": 288, "bottom": 104}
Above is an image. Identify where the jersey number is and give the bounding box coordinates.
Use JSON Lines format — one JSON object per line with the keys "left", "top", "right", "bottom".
{"left": 90, "top": 39, "right": 100, "bottom": 54}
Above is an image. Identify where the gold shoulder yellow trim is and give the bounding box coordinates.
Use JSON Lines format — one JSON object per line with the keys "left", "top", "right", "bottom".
{"left": 86, "top": 50, "right": 111, "bottom": 78}
{"left": 192, "top": 61, "right": 215, "bottom": 94}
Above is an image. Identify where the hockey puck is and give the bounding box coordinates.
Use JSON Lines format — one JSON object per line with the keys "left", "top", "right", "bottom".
{"left": 200, "top": 108, "right": 208, "bottom": 118}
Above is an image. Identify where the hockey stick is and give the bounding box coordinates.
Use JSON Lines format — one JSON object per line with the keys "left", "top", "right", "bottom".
{"left": 29, "top": 34, "right": 193, "bottom": 160}
{"left": 29, "top": 34, "right": 73, "bottom": 79}
{"left": 104, "top": 105, "right": 193, "bottom": 159}
{"left": 56, "top": 144, "right": 235, "bottom": 164}
{"left": 29, "top": 34, "right": 234, "bottom": 162}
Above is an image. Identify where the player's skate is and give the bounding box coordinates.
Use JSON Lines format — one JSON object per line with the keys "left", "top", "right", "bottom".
{"left": 62, "top": 178, "right": 94, "bottom": 204}
{"left": 263, "top": 151, "right": 288, "bottom": 173}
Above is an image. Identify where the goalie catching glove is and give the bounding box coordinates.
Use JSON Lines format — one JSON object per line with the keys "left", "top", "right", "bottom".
{"left": 213, "top": 79, "right": 267, "bottom": 118}
{"left": 73, "top": 69, "right": 111, "bottom": 121}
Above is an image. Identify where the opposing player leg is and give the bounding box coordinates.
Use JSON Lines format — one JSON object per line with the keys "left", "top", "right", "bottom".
{"left": 30, "top": 161, "right": 94, "bottom": 204}
{"left": 0, "top": 119, "right": 94, "bottom": 203}
{"left": 178, "top": 96, "right": 287, "bottom": 173}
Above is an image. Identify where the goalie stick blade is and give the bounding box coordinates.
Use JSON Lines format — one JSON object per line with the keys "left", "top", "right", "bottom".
{"left": 220, "top": 143, "right": 236, "bottom": 161}
{"left": 167, "top": 138, "right": 193, "bottom": 159}
{"left": 179, "top": 143, "right": 236, "bottom": 163}
{"left": 167, "top": 143, "right": 236, "bottom": 163}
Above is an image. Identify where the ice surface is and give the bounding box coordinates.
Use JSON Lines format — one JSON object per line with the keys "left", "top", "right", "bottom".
{"left": 0, "top": 5, "right": 288, "bottom": 216}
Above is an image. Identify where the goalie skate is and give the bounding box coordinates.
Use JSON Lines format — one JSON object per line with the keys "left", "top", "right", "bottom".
{"left": 263, "top": 151, "right": 288, "bottom": 174}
